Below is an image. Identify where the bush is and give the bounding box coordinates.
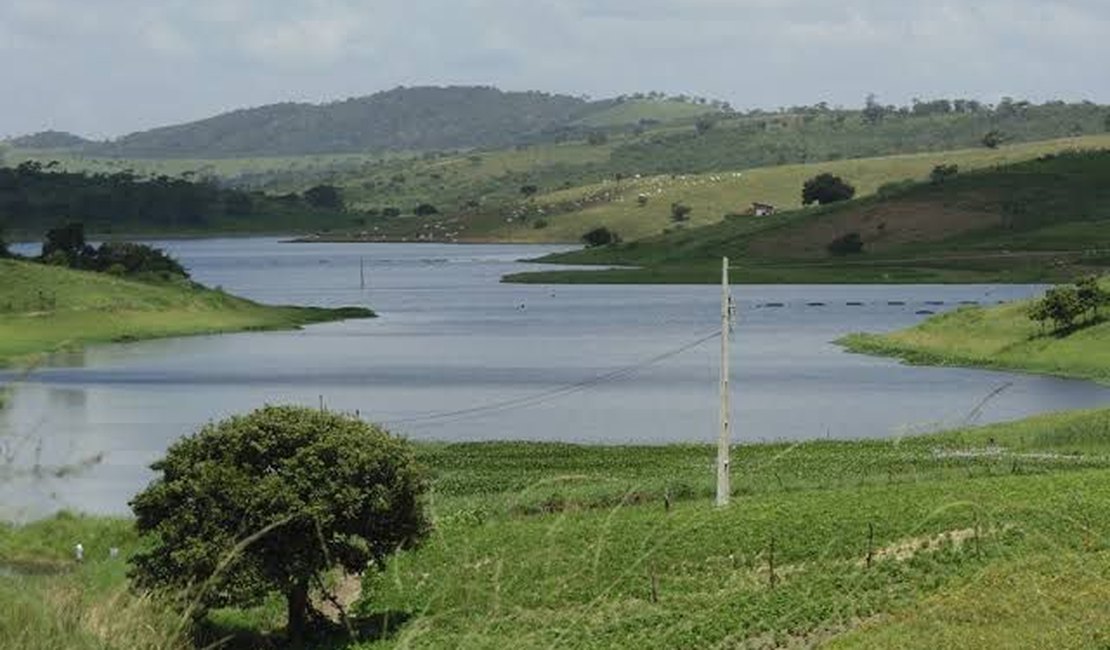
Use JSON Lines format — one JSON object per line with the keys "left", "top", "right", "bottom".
{"left": 414, "top": 203, "right": 439, "bottom": 216}
{"left": 382, "top": 207, "right": 401, "bottom": 218}
{"left": 827, "top": 232, "right": 864, "bottom": 255}
{"left": 302, "top": 184, "right": 344, "bottom": 210}
{"left": 670, "top": 202, "right": 693, "bottom": 222}
{"left": 129, "top": 406, "right": 430, "bottom": 643}
{"left": 929, "top": 163, "right": 959, "bottom": 184}
{"left": 802, "top": 173, "right": 856, "bottom": 205}
{"left": 93, "top": 242, "right": 189, "bottom": 279}
{"left": 533, "top": 219, "right": 548, "bottom": 229}
{"left": 581, "top": 227, "right": 621, "bottom": 248}
{"left": 981, "top": 130, "right": 1004, "bottom": 149}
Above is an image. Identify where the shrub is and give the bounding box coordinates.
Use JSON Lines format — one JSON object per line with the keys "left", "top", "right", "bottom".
{"left": 981, "top": 130, "right": 1004, "bottom": 149}
{"left": 129, "top": 406, "right": 430, "bottom": 643}
{"left": 827, "top": 232, "right": 864, "bottom": 255}
{"left": 670, "top": 202, "right": 693, "bottom": 222}
{"left": 414, "top": 203, "right": 439, "bottom": 216}
{"left": 929, "top": 164, "right": 959, "bottom": 184}
{"left": 581, "top": 227, "right": 620, "bottom": 247}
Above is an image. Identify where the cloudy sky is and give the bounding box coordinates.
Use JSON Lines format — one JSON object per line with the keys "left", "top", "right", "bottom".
{"left": 2, "top": 0, "right": 1107, "bottom": 139}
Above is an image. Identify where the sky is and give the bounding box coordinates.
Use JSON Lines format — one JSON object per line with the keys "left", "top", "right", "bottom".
{"left": 2, "top": 0, "right": 1108, "bottom": 139}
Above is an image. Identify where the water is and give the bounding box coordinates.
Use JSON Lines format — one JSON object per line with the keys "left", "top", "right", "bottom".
{"left": 3, "top": 239, "right": 1109, "bottom": 516}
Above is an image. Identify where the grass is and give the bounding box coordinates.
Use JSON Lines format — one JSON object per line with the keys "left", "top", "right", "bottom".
{"left": 0, "top": 259, "right": 373, "bottom": 366}
{"left": 498, "top": 134, "right": 1110, "bottom": 244}
{"left": 509, "top": 147, "right": 1110, "bottom": 284}
{"left": 839, "top": 277, "right": 1110, "bottom": 384}
{"left": 6, "top": 408, "right": 1110, "bottom": 647}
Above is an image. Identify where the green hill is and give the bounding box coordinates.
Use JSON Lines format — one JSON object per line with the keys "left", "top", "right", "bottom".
{"left": 8, "top": 88, "right": 719, "bottom": 159}
{"left": 509, "top": 148, "right": 1110, "bottom": 284}
{"left": 0, "top": 259, "right": 372, "bottom": 365}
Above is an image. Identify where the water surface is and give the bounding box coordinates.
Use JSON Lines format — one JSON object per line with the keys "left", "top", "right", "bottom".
{"left": 3, "top": 239, "right": 1108, "bottom": 516}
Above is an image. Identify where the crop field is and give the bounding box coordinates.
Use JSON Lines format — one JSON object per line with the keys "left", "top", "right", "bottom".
{"left": 5, "top": 408, "right": 1110, "bottom": 648}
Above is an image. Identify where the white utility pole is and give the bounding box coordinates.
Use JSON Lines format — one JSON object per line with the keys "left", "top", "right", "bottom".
{"left": 716, "top": 257, "right": 732, "bottom": 507}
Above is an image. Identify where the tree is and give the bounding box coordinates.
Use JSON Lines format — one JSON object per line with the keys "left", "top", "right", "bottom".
{"left": 92, "top": 242, "right": 189, "bottom": 279}
{"left": 981, "top": 130, "right": 1004, "bottom": 149}
{"left": 129, "top": 406, "right": 430, "bottom": 643}
{"left": 581, "top": 227, "right": 620, "bottom": 247}
{"left": 802, "top": 173, "right": 856, "bottom": 205}
{"left": 861, "top": 93, "right": 885, "bottom": 125}
{"left": 303, "top": 184, "right": 344, "bottom": 210}
{"left": 42, "top": 222, "right": 95, "bottom": 268}
{"left": 1076, "top": 275, "right": 1108, "bottom": 319}
{"left": 381, "top": 207, "right": 401, "bottom": 218}
{"left": 414, "top": 203, "right": 439, "bottom": 216}
{"left": 670, "top": 202, "right": 693, "bottom": 222}
{"left": 520, "top": 184, "right": 538, "bottom": 199}
{"left": 0, "top": 225, "right": 9, "bottom": 258}
{"left": 1029, "top": 285, "right": 1084, "bottom": 331}
{"left": 929, "top": 164, "right": 959, "bottom": 185}
{"left": 694, "top": 116, "right": 716, "bottom": 135}
{"left": 1104, "top": 113, "right": 1110, "bottom": 133}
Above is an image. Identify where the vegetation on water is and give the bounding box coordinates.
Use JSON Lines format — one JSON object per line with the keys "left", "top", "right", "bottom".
{"left": 509, "top": 148, "right": 1110, "bottom": 284}
{"left": 5, "top": 407, "right": 1110, "bottom": 647}
{"left": 840, "top": 276, "right": 1110, "bottom": 383}
{"left": 130, "top": 406, "right": 430, "bottom": 643}
{"left": 0, "top": 258, "right": 373, "bottom": 366}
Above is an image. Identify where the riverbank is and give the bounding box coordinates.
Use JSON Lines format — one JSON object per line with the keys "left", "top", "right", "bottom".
{"left": 839, "top": 277, "right": 1110, "bottom": 384}
{"left": 4, "top": 407, "right": 1110, "bottom": 648}
{"left": 0, "top": 259, "right": 374, "bottom": 366}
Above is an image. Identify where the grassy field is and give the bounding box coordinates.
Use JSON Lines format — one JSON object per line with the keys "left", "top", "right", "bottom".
{"left": 497, "top": 134, "right": 1110, "bottom": 243}
{"left": 0, "top": 259, "right": 373, "bottom": 366}
{"left": 839, "top": 277, "right": 1110, "bottom": 383}
{"left": 5, "top": 408, "right": 1110, "bottom": 648}
{"left": 509, "top": 147, "right": 1110, "bottom": 284}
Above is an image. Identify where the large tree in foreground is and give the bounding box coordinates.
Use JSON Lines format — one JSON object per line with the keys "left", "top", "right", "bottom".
{"left": 129, "top": 406, "right": 430, "bottom": 642}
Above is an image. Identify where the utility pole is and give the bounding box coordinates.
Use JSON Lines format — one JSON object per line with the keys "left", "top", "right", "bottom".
{"left": 716, "top": 256, "right": 732, "bottom": 507}
{"left": 359, "top": 257, "right": 366, "bottom": 290}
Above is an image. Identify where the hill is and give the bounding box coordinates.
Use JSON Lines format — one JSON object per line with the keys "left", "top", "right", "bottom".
{"left": 11, "top": 88, "right": 722, "bottom": 159}
{"left": 5, "top": 131, "right": 95, "bottom": 150}
{"left": 0, "top": 259, "right": 372, "bottom": 365}
{"left": 508, "top": 148, "right": 1110, "bottom": 283}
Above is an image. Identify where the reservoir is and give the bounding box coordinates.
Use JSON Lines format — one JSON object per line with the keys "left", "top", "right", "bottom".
{"left": 3, "top": 239, "right": 1109, "bottom": 516}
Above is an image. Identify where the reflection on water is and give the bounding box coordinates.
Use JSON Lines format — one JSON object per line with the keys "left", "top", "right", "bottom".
{"left": 2, "top": 239, "right": 1109, "bottom": 517}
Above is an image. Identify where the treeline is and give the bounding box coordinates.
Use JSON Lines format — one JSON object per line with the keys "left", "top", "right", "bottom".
{"left": 0, "top": 162, "right": 346, "bottom": 235}
{"left": 610, "top": 99, "right": 1109, "bottom": 174}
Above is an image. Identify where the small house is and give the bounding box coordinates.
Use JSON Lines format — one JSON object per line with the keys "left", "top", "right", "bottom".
{"left": 752, "top": 202, "right": 776, "bottom": 217}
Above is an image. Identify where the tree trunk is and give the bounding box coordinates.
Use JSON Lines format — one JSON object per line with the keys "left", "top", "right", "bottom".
{"left": 286, "top": 577, "right": 310, "bottom": 646}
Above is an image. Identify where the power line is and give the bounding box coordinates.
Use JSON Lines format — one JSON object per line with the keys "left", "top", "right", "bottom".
{"left": 381, "top": 328, "right": 721, "bottom": 427}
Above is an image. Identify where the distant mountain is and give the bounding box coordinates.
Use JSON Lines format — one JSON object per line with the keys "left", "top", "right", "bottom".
{"left": 6, "top": 87, "right": 722, "bottom": 159}
{"left": 7, "top": 130, "right": 96, "bottom": 150}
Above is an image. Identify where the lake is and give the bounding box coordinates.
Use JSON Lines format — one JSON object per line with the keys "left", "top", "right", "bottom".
{"left": 3, "top": 239, "right": 1109, "bottom": 516}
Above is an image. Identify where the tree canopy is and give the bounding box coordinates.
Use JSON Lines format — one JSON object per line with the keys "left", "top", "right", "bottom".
{"left": 129, "top": 406, "right": 431, "bottom": 641}
{"left": 802, "top": 173, "right": 856, "bottom": 206}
